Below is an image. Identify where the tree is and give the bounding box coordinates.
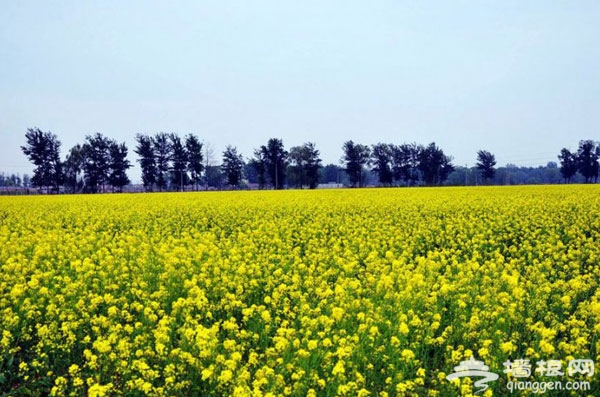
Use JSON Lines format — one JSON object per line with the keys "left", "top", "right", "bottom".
{"left": 288, "top": 142, "right": 322, "bottom": 189}
{"left": 153, "top": 133, "right": 171, "bottom": 192}
{"left": 205, "top": 165, "right": 223, "bottom": 189}
{"left": 0, "top": 173, "right": 22, "bottom": 187}
{"left": 203, "top": 141, "right": 216, "bottom": 191}
{"left": 576, "top": 140, "right": 599, "bottom": 183}
{"left": 185, "top": 134, "right": 204, "bottom": 191}
{"left": 108, "top": 141, "right": 131, "bottom": 192}
{"left": 49, "top": 137, "right": 63, "bottom": 193}
{"left": 476, "top": 150, "right": 497, "bottom": 182}
{"left": 557, "top": 148, "right": 578, "bottom": 183}
{"left": 170, "top": 133, "right": 188, "bottom": 191}
{"left": 418, "top": 142, "right": 454, "bottom": 185}
{"left": 439, "top": 155, "right": 455, "bottom": 184}
{"left": 371, "top": 143, "right": 393, "bottom": 186}
{"left": 287, "top": 146, "right": 305, "bottom": 188}
{"left": 249, "top": 149, "right": 267, "bottom": 189}
{"left": 135, "top": 134, "right": 157, "bottom": 192}
{"left": 21, "top": 128, "right": 63, "bottom": 193}
{"left": 342, "top": 140, "right": 370, "bottom": 187}
{"left": 391, "top": 143, "right": 421, "bottom": 186}
{"left": 222, "top": 146, "right": 244, "bottom": 188}
{"left": 261, "top": 138, "right": 288, "bottom": 189}
{"left": 64, "top": 144, "right": 85, "bottom": 193}
{"left": 303, "top": 142, "right": 322, "bottom": 189}
{"left": 82, "top": 133, "right": 111, "bottom": 193}
{"left": 320, "top": 163, "right": 343, "bottom": 185}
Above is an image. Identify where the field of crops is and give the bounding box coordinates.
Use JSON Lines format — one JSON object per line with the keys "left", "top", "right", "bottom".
{"left": 1, "top": 186, "right": 599, "bottom": 396}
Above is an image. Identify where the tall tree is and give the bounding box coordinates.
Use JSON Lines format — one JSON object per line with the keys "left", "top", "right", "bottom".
{"left": 418, "top": 142, "right": 454, "bottom": 185}
{"left": 303, "top": 142, "right": 322, "bottom": 189}
{"left": 288, "top": 146, "right": 306, "bottom": 188}
{"left": 261, "top": 138, "right": 288, "bottom": 189}
{"left": 135, "top": 134, "right": 157, "bottom": 192}
{"left": 64, "top": 144, "right": 85, "bottom": 193}
{"left": 557, "top": 148, "right": 578, "bottom": 184}
{"left": 391, "top": 143, "right": 421, "bottom": 186}
{"left": 476, "top": 150, "right": 497, "bottom": 182}
{"left": 153, "top": 133, "right": 171, "bottom": 192}
{"left": 249, "top": 149, "right": 267, "bottom": 189}
{"left": 371, "top": 143, "right": 393, "bottom": 186}
{"left": 21, "top": 128, "right": 63, "bottom": 193}
{"left": 82, "top": 133, "right": 111, "bottom": 193}
{"left": 342, "top": 140, "right": 371, "bottom": 187}
{"left": 576, "top": 140, "right": 599, "bottom": 183}
{"left": 222, "top": 145, "right": 244, "bottom": 188}
{"left": 170, "top": 133, "right": 188, "bottom": 191}
{"left": 203, "top": 141, "right": 216, "bottom": 190}
{"left": 185, "top": 134, "right": 204, "bottom": 191}
{"left": 108, "top": 141, "right": 131, "bottom": 192}
{"left": 287, "top": 142, "right": 322, "bottom": 189}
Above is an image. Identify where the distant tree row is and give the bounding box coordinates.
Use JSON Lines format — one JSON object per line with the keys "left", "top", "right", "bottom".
{"left": 470, "top": 140, "right": 600, "bottom": 185}
{"left": 462, "top": 140, "right": 600, "bottom": 185}
{"left": 19, "top": 128, "right": 600, "bottom": 193}
{"left": 134, "top": 133, "right": 204, "bottom": 192}
{"left": 21, "top": 129, "right": 132, "bottom": 193}
{"left": 344, "top": 141, "right": 455, "bottom": 187}
{"left": 248, "top": 139, "right": 322, "bottom": 189}
{"left": 0, "top": 173, "right": 31, "bottom": 188}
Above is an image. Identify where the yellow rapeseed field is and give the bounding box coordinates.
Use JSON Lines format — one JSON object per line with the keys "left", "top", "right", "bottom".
{"left": 1, "top": 186, "right": 599, "bottom": 396}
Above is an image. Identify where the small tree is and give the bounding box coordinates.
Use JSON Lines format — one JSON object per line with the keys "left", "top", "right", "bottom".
{"left": 261, "top": 138, "right": 288, "bottom": 189}
{"left": 153, "top": 133, "right": 171, "bottom": 192}
{"left": 21, "top": 128, "right": 63, "bottom": 193}
{"left": 320, "top": 163, "right": 345, "bottom": 185}
{"left": 371, "top": 143, "right": 393, "bottom": 186}
{"left": 288, "top": 142, "right": 322, "bottom": 189}
{"left": 249, "top": 149, "right": 267, "bottom": 189}
{"left": 108, "top": 141, "right": 131, "bottom": 192}
{"left": 342, "top": 140, "right": 371, "bottom": 187}
{"left": 418, "top": 142, "right": 454, "bottom": 185}
{"left": 135, "top": 134, "right": 157, "bottom": 192}
{"left": 222, "top": 146, "right": 244, "bottom": 188}
{"left": 170, "top": 133, "right": 188, "bottom": 191}
{"left": 557, "top": 148, "right": 578, "bottom": 183}
{"left": 576, "top": 140, "right": 599, "bottom": 183}
{"left": 184, "top": 134, "right": 203, "bottom": 191}
{"left": 303, "top": 142, "right": 322, "bottom": 189}
{"left": 64, "top": 144, "right": 85, "bottom": 193}
{"left": 476, "top": 150, "right": 497, "bottom": 183}
{"left": 391, "top": 143, "right": 421, "bottom": 186}
{"left": 82, "top": 133, "right": 111, "bottom": 193}
{"left": 203, "top": 141, "right": 216, "bottom": 190}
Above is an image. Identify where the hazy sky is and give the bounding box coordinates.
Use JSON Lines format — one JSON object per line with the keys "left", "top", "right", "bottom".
{"left": 2, "top": 1, "right": 599, "bottom": 183}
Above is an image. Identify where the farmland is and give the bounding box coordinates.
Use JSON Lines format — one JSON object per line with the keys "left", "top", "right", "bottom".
{"left": 1, "top": 186, "right": 599, "bottom": 396}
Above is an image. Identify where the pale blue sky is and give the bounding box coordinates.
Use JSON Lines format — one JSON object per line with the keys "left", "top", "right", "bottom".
{"left": 1, "top": 1, "right": 599, "bottom": 182}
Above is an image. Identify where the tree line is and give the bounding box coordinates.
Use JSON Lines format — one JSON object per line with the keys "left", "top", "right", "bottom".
{"left": 21, "top": 129, "right": 132, "bottom": 193}
{"left": 17, "top": 127, "right": 600, "bottom": 194}
{"left": 470, "top": 141, "right": 600, "bottom": 185}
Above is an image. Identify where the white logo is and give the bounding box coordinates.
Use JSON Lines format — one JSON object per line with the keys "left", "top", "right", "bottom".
{"left": 446, "top": 356, "right": 499, "bottom": 394}
{"left": 447, "top": 355, "right": 594, "bottom": 394}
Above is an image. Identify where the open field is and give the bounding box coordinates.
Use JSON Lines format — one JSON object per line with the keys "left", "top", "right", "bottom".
{"left": 1, "top": 186, "right": 599, "bottom": 396}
